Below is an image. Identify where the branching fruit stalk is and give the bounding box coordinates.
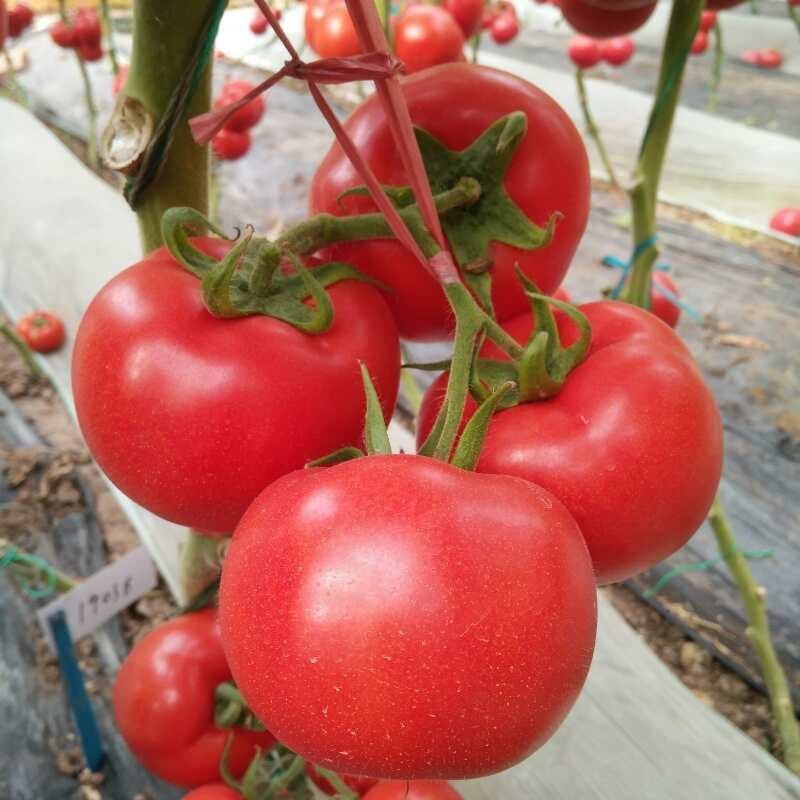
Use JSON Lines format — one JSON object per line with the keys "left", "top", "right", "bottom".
{"left": 621, "top": 0, "right": 702, "bottom": 309}
{"left": 708, "top": 498, "right": 800, "bottom": 776}
{"left": 126, "top": 0, "right": 215, "bottom": 253}
{"left": 575, "top": 67, "right": 619, "bottom": 188}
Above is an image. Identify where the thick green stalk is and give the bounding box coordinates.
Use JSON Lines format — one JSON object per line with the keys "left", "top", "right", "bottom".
{"left": 709, "top": 498, "right": 800, "bottom": 775}
{"left": 575, "top": 67, "right": 619, "bottom": 188}
{"left": 622, "top": 0, "right": 702, "bottom": 309}
{"left": 127, "top": 1, "right": 215, "bottom": 253}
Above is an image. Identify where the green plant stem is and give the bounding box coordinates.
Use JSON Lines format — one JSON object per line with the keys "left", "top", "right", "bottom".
{"left": 0, "top": 538, "right": 77, "bottom": 595}
{"left": 575, "top": 67, "right": 619, "bottom": 188}
{"left": 621, "top": 0, "right": 702, "bottom": 309}
{"left": 470, "top": 31, "right": 482, "bottom": 64}
{"left": 99, "top": 0, "right": 120, "bottom": 75}
{"left": 708, "top": 19, "right": 724, "bottom": 113}
{"left": 708, "top": 498, "right": 800, "bottom": 775}
{"left": 789, "top": 1, "right": 800, "bottom": 35}
{"left": 0, "top": 324, "right": 41, "bottom": 377}
{"left": 180, "top": 530, "right": 226, "bottom": 604}
{"left": 127, "top": 0, "right": 215, "bottom": 253}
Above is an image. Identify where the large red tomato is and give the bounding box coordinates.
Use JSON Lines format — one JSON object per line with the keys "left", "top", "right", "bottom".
{"left": 72, "top": 238, "right": 400, "bottom": 533}
{"left": 114, "top": 610, "right": 274, "bottom": 788}
{"left": 306, "top": 0, "right": 361, "bottom": 57}
{"left": 394, "top": 5, "right": 465, "bottom": 74}
{"left": 220, "top": 455, "right": 597, "bottom": 779}
{"left": 363, "top": 781, "right": 463, "bottom": 800}
{"left": 417, "top": 302, "right": 723, "bottom": 584}
{"left": 560, "top": 0, "right": 657, "bottom": 37}
{"left": 310, "top": 63, "right": 590, "bottom": 341}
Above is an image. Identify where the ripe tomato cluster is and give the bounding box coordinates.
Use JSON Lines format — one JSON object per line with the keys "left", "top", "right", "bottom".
{"left": 568, "top": 33, "right": 635, "bottom": 68}
{"left": 74, "top": 54, "right": 722, "bottom": 798}
{"left": 212, "top": 81, "right": 267, "bottom": 161}
{"left": 49, "top": 8, "right": 104, "bottom": 62}
{"left": 6, "top": 1, "right": 33, "bottom": 39}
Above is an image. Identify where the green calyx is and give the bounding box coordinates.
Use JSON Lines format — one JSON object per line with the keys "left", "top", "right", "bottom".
{"left": 214, "top": 682, "right": 267, "bottom": 732}
{"left": 220, "top": 739, "right": 312, "bottom": 800}
{"left": 161, "top": 207, "right": 379, "bottom": 334}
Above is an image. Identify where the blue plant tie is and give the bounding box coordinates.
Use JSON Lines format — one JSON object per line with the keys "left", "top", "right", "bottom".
{"left": 48, "top": 610, "right": 105, "bottom": 771}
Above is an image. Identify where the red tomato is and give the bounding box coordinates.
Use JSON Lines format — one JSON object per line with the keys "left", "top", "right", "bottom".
{"left": 444, "top": 0, "right": 484, "bottom": 37}
{"left": 309, "top": 63, "right": 590, "bottom": 341}
{"left": 74, "top": 9, "right": 101, "bottom": 47}
{"left": 307, "top": 765, "right": 378, "bottom": 797}
{"left": 699, "top": 10, "right": 717, "bottom": 31}
{"left": 650, "top": 271, "right": 680, "bottom": 328}
{"left": 306, "top": 0, "right": 361, "bottom": 57}
{"left": 250, "top": 9, "right": 268, "bottom": 34}
{"left": 113, "top": 610, "right": 275, "bottom": 788}
{"left": 394, "top": 5, "right": 465, "bottom": 74}
{"left": 112, "top": 64, "right": 129, "bottom": 96}
{"left": 72, "top": 239, "right": 400, "bottom": 534}
{"left": 769, "top": 207, "right": 800, "bottom": 237}
{"left": 417, "top": 302, "right": 723, "bottom": 584}
{"left": 691, "top": 31, "right": 708, "bottom": 55}
{"left": 600, "top": 35, "right": 635, "bottom": 66}
{"left": 214, "top": 80, "right": 265, "bottom": 132}
{"left": 7, "top": 2, "right": 33, "bottom": 37}
{"left": 0, "top": 1, "right": 6, "bottom": 50}
{"left": 363, "top": 781, "right": 463, "bottom": 800}
{"left": 50, "top": 19, "right": 75, "bottom": 48}
{"left": 757, "top": 48, "right": 783, "bottom": 69}
{"left": 78, "top": 41, "right": 103, "bottom": 61}
{"left": 183, "top": 784, "right": 243, "bottom": 800}
{"left": 491, "top": 11, "right": 519, "bottom": 43}
{"left": 212, "top": 128, "right": 251, "bottom": 160}
{"left": 741, "top": 48, "right": 760, "bottom": 65}
{"left": 220, "top": 454, "right": 597, "bottom": 779}
{"left": 560, "top": 0, "right": 656, "bottom": 37}
{"left": 568, "top": 34, "right": 602, "bottom": 68}
{"left": 16, "top": 310, "right": 66, "bottom": 353}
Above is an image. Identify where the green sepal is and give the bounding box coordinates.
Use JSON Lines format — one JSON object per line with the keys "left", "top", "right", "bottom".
{"left": 360, "top": 363, "right": 392, "bottom": 456}
{"left": 417, "top": 397, "right": 447, "bottom": 458}
{"left": 338, "top": 184, "right": 415, "bottom": 209}
{"left": 306, "top": 447, "right": 364, "bottom": 468}
{"left": 452, "top": 381, "right": 516, "bottom": 471}
{"left": 473, "top": 358, "right": 520, "bottom": 408}
{"left": 402, "top": 359, "right": 453, "bottom": 372}
{"left": 161, "top": 206, "right": 234, "bottom": 278}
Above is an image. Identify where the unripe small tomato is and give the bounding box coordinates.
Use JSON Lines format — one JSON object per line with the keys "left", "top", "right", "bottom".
{"left": 212, "top": 128, "right": 251, "bottom": 160}
{"left": 600, "top": 35, "right": 635, "bottom": 66}
{"left": 568, "top": 35, "right": 601, "bottom": 69}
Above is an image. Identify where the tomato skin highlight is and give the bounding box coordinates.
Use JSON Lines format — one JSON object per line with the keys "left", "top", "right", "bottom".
{"left": 72, "top": 238, "right": 400, "bottom": 534}
{"left": 394, "top": 5, "right": 465, "bottom": 74}
{"left": 182, "top": 784, "right": 243, "bottom": 800}
{"left": 16, "top": 310, "right": 66, "bottom": 353}
{"left": 310, "top": 63, "right": 590, "bottom": 341}
{"left": 417, "top": 301, "right": 723, "bottom": 585}
{"left": 113, "top": 610, "right": 275, "bottom": 788}
{"left": 363, "top": 781, "right": 463, "bottom": 800}
{"left": 221, "top": 454, "right": 597, "bottom": 779}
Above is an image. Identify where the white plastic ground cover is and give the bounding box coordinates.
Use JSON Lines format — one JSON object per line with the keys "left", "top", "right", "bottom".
{"left": 2, "top": 98, "right": 800, "bottom": 799}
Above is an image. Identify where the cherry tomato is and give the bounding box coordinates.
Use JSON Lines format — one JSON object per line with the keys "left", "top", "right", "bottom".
{"left": 560, "top": 0, "right": 656, "bottom": 37}
{"left": 741, "top": 48, "right": 760, "bottom": 65}
{"left": 444, "top": 0, "right": 484, "bottom": 37}
{"left": 699, "top": 10, "right": 717, "bottom": 31}
{"left": 112, "top": 64, "right": 129, "bottom": 96}
{"left": 78, "top": 41, "right": 103, "bottom": 62}
{"left": 691, "top": 31, "right": 708, "bottom": 55}
{"left": 650, "top": 271, "right": 681, "bottom": 328}
{"left": 600, "top": 35, "right": 635, "bottom": 66}
{"left": 250, "top": 9, "right": 268, "bottom": 34}
{"left": 306, "top": 0, "right": 361, "bottom": 57}
{"left": 220, "top": 454, "right": 597, "bottom": 779}
{"left": 114, "top": 610, "right": 275, "bottom": 788}
{"left": 363, "top": 781, "right": 463, "bottom": 800}
{"left": 72, "top": 238, "right": 400, "bottom": 534}
{"left": 16, "top": 310, "right": 65, "bottom": 353}
{"left": 183, "top": 785, "right": 243, "bottom": 800}
{"left": 491, "top": 11, "right": 520, "bottom": 43}
{"left": 74, "top": 9, "right": 101, "bottom": 47}
{"left": 212, "top": 128, "right": 251, "bottom": 160}
{"left": 310, "top": 63, "right": 590, "bottom": 341}
{"left": 417, "top": 302, "right": 723, "bottom": 584}
{"left": 769, "top": 207, "right": 800, "bottom": 237}
{"left": 215, "top": 80, "right": 265, "bottom": 132}
{"left": 757, "top": 48, "right": 783, "bottom": 69}
{"left": 568, "top": 34, "right": 602, "bottom": 68}
{"left": 394, "top": 5, "right": 465, "bottom": 74}
{"left": 50, "top": 19, "right": 75, "bottom": 48}
{"left": 307, "top": 765, "right": 378, "bottom": 797}
{"left": 7, "top": 2, "right": 33, "bottom": 37}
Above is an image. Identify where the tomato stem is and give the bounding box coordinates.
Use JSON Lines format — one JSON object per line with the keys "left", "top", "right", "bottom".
{"left": 124, "top": 0, "right": 216, "bottom": 253}
{"left": 0, "top": 324, "right": 41, "bottom": 378}
{"left": 98, "top": 0, "right": 120, "bottom": 76}
{"left": 313, "top": 766, "right": 359, "bottom": 800}
{"left": 707, "top": 18, "right": 724, "bottom": 113}
{"left": 621, "top": 0, "right": 702, "bottom": 310}
{"left": 708, "top": 497, "right": 800, "bottom": 775}
{"left": 574, "top": 67, "right": 619, "bottom": 189}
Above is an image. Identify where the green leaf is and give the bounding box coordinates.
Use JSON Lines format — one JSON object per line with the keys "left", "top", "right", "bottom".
{"left": 452, "top": 381, "right": 515, "bottom": 471}
{"left": 360, "top": 363, "right": 392, "bottom": 456}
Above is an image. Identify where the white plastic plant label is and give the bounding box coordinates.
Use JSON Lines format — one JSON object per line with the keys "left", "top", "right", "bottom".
{"left": 38, "top": 546, "right": 157, "bottom": 651}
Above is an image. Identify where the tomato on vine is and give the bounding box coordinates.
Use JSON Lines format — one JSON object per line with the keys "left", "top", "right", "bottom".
{"left": 213, "top": 128, "right": 251, "bottom": 160}
{"left": 560, "top": 0, "right": 656, "bottom": 37}
{"left": 443, "top": 0, "right": 484, "bottom": 37}
{"left": 600, "top": 36, "right": 635, "bottom": 66}
{"left": 393, "top": 5, "right": 465, "bottom": 74}
{"left": 16, "top": 310, "right": 65, "bottom": 353}
{"left": 568, "top": 35, "right": 602, "bottom": 69}
{"left": 215, "top": 81, "right": 265, "bottom": 133}
{"left": 305, "top": 0, "right": 361, "bottom": 58}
